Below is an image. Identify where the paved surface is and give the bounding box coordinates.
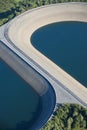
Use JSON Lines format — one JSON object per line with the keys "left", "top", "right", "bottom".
{"left": 0, "top": 2, "right": 87, "bottom": 130}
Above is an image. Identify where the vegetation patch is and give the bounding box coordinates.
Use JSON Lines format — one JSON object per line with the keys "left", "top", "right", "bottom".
{"left": 40, "top": 104, "right": 87, "bottom": 130}
{"left": 0, "top": 0, "right": 87, "bottom": 26}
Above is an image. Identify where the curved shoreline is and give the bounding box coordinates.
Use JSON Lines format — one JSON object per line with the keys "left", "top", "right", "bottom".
{"left": 0, "top": 40, "right": 56, "bottom": 130}
{"left": 6, "top": 2, "right": 87, "bottom": 104}
{"left": 0, "top": 2, "right": 87, "bottom": 130}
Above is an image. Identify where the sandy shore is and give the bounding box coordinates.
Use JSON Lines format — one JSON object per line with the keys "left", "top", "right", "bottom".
{"left": 2, "top": 2, "right": 87, "bottom": 104}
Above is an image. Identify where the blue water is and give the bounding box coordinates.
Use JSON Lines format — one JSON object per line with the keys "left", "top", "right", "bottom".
{"left": 31, "top": 21, "right": 87, "bottom": 87}
{"left": 0, "top": 60, "right": 41, "bottom": 130}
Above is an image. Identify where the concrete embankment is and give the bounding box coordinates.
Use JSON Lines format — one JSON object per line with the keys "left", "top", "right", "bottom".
{"left": 4, "top": 2, "right": 87, "bottom": 106}
{"left": 0, "top": 41, "right": 49, "bottom": 95}
{"left": 0, "top": 41, "right": 56, "bottom": 130}
{"left": 0, "top": 2, "right": 87, "bottom": 129}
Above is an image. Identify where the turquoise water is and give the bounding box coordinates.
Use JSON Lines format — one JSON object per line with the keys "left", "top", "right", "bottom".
{"left": 31, "top": 21, "right": 87, "bottom": 87}
{"left": 0, "top": 60, "right": 41, "bottom": 130}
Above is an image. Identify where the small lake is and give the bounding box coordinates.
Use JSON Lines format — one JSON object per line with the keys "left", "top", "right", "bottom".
{"left": 31, "top": 21, "right": 87, "bottom": 87}
{"left": 0, "top": 59, "right": 41, "bottom": 130}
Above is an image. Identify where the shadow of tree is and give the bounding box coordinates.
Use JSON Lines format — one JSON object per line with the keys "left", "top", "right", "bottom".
{"left": 0, "top": 7, "right": 20, "bottom": 19}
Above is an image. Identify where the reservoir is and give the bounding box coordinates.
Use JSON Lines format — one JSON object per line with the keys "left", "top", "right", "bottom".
{"left": 31, "top": 21, "right": 87, "bottom": 87}
{"left": 0, "top": 60, "right": 41, "bottom": 130}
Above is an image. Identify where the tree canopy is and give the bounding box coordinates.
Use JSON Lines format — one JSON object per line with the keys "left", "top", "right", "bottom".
{"left": 40, "top": 104, "right": 87, "bottom": 130}
{"left": 0, "top": 0, "right": 87, "bottom": 26}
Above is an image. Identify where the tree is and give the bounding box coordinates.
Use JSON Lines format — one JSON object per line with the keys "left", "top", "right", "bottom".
{"left": 67, "top": 117, "right": 73, "bottom": 130}
{"left": 40, "top": 104, "right": 87, "bottom": 130}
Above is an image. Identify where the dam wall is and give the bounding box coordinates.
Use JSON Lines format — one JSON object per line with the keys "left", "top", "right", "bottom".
{"left": 0, "top": 2, "right": 87, "bottom": 129}
{"left": 0, "top": 41, "right": 49, "bottom": 95}
{"left": 4, "top": 2, "right": 87, "bottom": 106}
{"left": 0, "top": 40, "right": 56, "bottom": 130}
